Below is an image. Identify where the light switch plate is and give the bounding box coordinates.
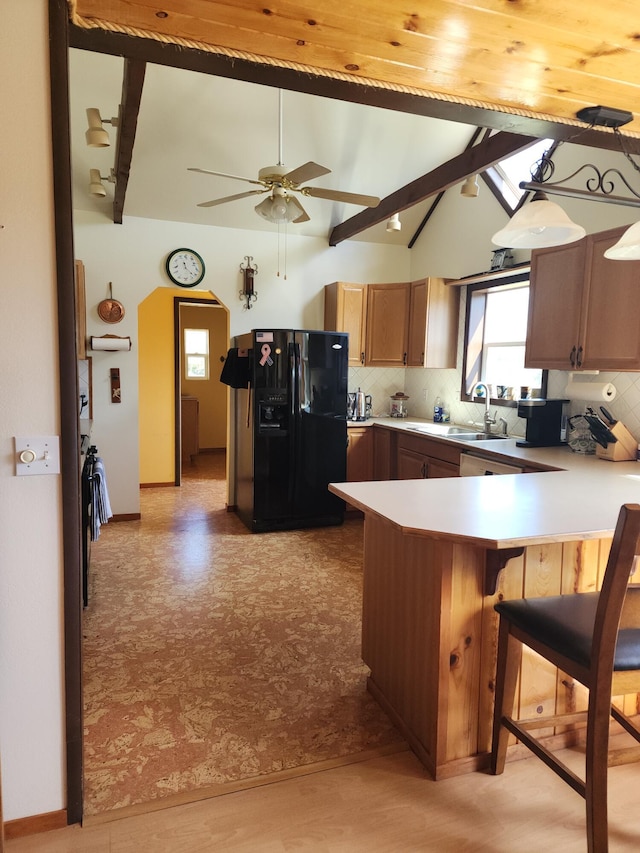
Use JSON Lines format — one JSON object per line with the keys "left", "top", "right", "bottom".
{"left": 15, "top": 435, "right": 61, "bottom": 476}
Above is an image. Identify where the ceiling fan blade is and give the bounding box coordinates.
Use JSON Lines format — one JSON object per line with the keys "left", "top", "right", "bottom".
{"left": 289, "top": 196, "right": 310, "bottom": 223}
{"left": 302, "top": 186, "right": 380, "bottom": 207}
{"left": 188, "top": 167, "right": 264, "bottom": 187}
{"left": 282, "top": 161, "right": 331, "bottom": 186}
{"left": 197, "top": 189, "right": 267, "bottom": 208}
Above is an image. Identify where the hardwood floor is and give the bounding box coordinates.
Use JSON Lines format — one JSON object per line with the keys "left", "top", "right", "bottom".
{"left": 7, "top": 745, "right": 640, "bottom": 851}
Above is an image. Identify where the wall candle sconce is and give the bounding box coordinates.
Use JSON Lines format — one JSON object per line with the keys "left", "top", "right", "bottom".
{"left": 240, "top": 256, "right": 258, "bottom": 309}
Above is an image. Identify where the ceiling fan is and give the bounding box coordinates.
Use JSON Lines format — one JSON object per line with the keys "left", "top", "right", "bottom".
{"left": 188, "top": 91, "right": 380, "bottom": 224}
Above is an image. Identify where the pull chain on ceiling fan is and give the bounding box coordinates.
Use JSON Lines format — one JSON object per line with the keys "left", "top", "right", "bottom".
{"left": 188, "top": 89, "right": 380, "bottom": 224}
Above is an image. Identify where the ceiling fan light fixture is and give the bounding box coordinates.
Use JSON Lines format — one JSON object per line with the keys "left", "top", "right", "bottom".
{"left": 603, "top": 220, "right": 640, "bottom": 260}
{"left": 386, "top": 213, "right": 401, "bottom": 232}
{"left": 461, "top": 174, "right": 480, "bottom": 198}
{"left": 254, "top": 191, "right": 299, "bottom": 224}
{"left": 491, "top": 191, "right": 585, "bottom": 249}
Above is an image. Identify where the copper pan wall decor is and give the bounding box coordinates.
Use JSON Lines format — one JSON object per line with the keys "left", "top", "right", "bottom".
{"left": 97, "top": 282, "right": 125, "bottom": 323}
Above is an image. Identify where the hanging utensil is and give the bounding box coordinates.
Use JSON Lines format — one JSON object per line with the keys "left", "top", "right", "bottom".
{"left": 97, "top": 282, "right": 125, "bottom": 324}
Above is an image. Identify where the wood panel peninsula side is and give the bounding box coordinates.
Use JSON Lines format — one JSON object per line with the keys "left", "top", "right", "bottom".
{"left": 329, "top": 470, "right": 640, "bottom": 780}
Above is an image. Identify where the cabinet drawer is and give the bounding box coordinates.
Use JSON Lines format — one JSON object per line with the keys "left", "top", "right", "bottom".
{"left": 397, "top": 433, "right": 461, "bottom": 466}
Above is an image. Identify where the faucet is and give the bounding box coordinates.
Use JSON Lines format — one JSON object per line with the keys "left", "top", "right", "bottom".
{"left": 473, "top": 383, "right": 497, "bottom": 433}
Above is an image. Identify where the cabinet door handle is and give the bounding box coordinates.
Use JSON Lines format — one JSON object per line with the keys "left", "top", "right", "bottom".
{"left": 569, "top": 346, "right": 576, "bottom": 367}
{"left": 360, "top": 351, "right": 365, "bottom": 364}
{"left": 576, "top": 345, "right": 583, "bottom": 368}
{"left": 403, "top": 352, "right": 407, "bottom": 365}
{"left": 421, "top": 351, "right": 424, "bottom": 363}
{"left": 421, "top": 462, "right": 427, "bottom": 478}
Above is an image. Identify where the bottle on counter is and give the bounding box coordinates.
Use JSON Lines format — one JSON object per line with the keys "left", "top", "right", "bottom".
{"left": 442, "top": 403, "right": 450, "bottom": 423}
{"left": 433, "top": 397, "right": 443, "bottom": 423}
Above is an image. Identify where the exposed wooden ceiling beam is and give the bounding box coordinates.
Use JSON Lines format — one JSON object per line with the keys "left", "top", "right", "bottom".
{"left": 407, "top": 127, "right": 486, "bottom": 249}
{"left": 112, "top": 58, "right": 146, "bottom": 224}
{"left": 329, "top": 132, "right": 541, "bottom": 246}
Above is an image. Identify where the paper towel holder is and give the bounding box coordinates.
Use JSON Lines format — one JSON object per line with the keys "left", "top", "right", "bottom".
{"left": 90, "top": 334, "right": 132, "bottom": 352}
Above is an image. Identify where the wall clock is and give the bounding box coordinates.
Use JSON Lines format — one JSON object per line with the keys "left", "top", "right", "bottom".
{"left": 165, "top": 248, "right": 205, "bottom": 287}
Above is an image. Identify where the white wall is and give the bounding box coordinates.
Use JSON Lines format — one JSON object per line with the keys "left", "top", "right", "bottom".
{"left": 74, "top": 210, "right": 410, "bottom": 514}
{"left": 0, "top": 0, "right": 66, "bottom": 821}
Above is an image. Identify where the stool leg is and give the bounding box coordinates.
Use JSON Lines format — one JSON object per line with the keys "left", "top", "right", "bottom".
{"left": 585, "top": 686, "right": 613, "bottom": 853}
{"left": 491, "top": 618, "right": 522, "bottom": 775}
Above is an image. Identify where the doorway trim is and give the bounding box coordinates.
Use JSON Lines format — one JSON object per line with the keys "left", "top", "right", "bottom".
{"left": 173, "top": 295, "right": 222, "bottom": 486}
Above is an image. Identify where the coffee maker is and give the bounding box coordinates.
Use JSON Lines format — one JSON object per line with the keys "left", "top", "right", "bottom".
{"left": 516, "top": 398, "right": 568, "bottom": 447}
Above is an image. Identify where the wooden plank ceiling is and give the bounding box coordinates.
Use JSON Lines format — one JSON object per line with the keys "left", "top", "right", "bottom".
{"left": 70, "top": 0, "right": 640, "bottom": 135}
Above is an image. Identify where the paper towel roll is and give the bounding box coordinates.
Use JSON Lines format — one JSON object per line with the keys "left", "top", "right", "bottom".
{"left": 90, "top": 335, "right": 131, "bottom": 351}
{"left": 564, "top": 380, "right": 616, "bottom": 402}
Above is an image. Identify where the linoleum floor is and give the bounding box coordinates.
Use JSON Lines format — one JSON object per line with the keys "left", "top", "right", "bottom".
{"left": 81, "top": 452, "right": 406, "bottom": 817}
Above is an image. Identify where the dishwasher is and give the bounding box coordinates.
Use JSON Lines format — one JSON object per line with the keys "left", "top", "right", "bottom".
{"left": 459, "top": 452, "right": 524, "bottom": 476}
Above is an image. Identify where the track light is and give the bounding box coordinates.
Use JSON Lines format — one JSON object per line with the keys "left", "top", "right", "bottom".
{"left": 88, "top": 168, "right": 116, "bottom": 198}
{"left": 386, "top": 213, "right": 401, "bottom": 232}
{"left": 85, "top": 107, "right": 119, "bottom": 148}
{"left": 461, "top": 175, "right": 480, "bottom": 197}
{"left": 492, "top": 105, "right": 640, "bottom": 256}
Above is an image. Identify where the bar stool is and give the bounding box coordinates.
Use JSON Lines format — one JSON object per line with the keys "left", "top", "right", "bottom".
{"left": 490, "top": 503, "right": 640, "bottom": 853}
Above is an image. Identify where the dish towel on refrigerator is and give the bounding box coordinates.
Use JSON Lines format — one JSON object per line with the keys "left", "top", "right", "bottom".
{"left": 91, "top": 457, "right": 113, "bottom": 541}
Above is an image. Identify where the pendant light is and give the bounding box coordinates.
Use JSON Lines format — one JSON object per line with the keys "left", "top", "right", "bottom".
{"left": 491, "top": 190, "right": 586, "bottom": 249}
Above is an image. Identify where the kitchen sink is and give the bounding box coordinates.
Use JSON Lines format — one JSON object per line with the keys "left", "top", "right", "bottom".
{"left": 449, "top": 433, "right": 509, "bottom": 441}
{"left": 407, "top": 424, "right": 477, "bottom": 437}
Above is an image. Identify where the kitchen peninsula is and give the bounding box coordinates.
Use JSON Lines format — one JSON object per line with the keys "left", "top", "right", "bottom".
{"left": 330, "top": 464, "right": 640, "bottom": 780}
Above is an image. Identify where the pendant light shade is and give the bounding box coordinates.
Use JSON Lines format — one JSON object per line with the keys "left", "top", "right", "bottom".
{"left": 603, "top": 221, "right": 640, "bottom": 260}
{"left": 491, "top": 191, "right": 586, "bottom": 249}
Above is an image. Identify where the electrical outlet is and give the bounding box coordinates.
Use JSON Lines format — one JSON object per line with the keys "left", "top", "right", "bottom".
{"left": 422, "top": 388, "right": 428, "bottom": 401}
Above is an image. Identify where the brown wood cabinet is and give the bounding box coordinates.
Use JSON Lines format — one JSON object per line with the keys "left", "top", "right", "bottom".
{"left": 324, "top": 281, "right": 368, "bottom": 366}
{"left": 396, "top": 432, "right": 460, "bottom": 479}
{"left": 325, "top": 278, "right": 459, "bottom": 369}
{"left": 372, "top": 426, "right": 394, "bottom": 480}
{"left": 346, "top": 426, "right": 374, "bottom": 482}
{"left": 74, "top": 259, "right": 87, "bottom": 360}
{"left": 365, "top": 282, "right": 411, "bottom": 367}
{"left": 526, "top": 225, "right": 640, "bottom": 371}
{"left": 407, "top": 277, "right": 459, "bottom": 368}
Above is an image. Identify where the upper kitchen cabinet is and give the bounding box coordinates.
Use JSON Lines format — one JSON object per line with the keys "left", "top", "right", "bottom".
{"left": 526, "top": 225, "right": 640, "bottom": 371}
{"left": 407, "top": 278, "right": 459, "bottom": 368}
{"left": 365, "top": 282, "right": 411, "bottom": 367}
{"left": 324, "top": 281, "right": 368, "bottom": 366}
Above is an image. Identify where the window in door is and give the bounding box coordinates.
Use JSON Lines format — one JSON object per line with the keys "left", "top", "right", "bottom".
{"left": 461, "top": 274, "right": 546, "bottom": 404}
{"left": 184, "top": 328, "right": 209, "bottom": 380}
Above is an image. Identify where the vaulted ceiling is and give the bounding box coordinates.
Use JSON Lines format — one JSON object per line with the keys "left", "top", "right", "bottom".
{"left": 67, "top": 0, "right": 640, "bottom": 245}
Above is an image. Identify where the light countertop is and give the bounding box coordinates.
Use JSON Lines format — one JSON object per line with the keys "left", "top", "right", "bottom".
{"left": 334, "top": 416, "right": 640, "bottom": 547}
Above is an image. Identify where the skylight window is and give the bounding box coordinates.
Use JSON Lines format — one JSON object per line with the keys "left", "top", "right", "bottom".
{"left": 486, "top": 138, "right": 553, "bottom": 212}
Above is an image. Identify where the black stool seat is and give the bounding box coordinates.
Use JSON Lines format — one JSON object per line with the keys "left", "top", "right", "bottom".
{"left": 496, "top": 590, "right": 640, "bottom": 671}
{"left": 490, "top": 504, "right": 640, "bottom": 853}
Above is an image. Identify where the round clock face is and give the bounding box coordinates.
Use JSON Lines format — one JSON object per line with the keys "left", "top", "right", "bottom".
{"left": 165, "top": 248, "right": 205, "bottom": 287}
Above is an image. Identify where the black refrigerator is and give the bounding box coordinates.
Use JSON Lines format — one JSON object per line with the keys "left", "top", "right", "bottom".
{"left": 232, "top": 329, "right": 348, "bottom": 533}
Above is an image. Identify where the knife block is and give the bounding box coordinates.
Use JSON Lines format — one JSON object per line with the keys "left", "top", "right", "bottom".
{"left": 596, "top": 421, "right": 638, "bottom": 462}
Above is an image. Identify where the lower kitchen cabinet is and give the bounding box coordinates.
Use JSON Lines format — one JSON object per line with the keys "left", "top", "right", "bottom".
{"left": 347, "top": 427, "right": 374, "bottom": 483}
{"left": 373, "top": 426, "right": 394, "bottom": 480}
{"left": 396, "top": 432, "right": 461, "bottom": 479}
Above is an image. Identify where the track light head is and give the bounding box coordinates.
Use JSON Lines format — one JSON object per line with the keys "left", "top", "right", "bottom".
{"left": 386, "top": 213, "right": 401, "bottom": 232}
{"left": 85, "top": 107, "right": 119, "bottom": 148}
